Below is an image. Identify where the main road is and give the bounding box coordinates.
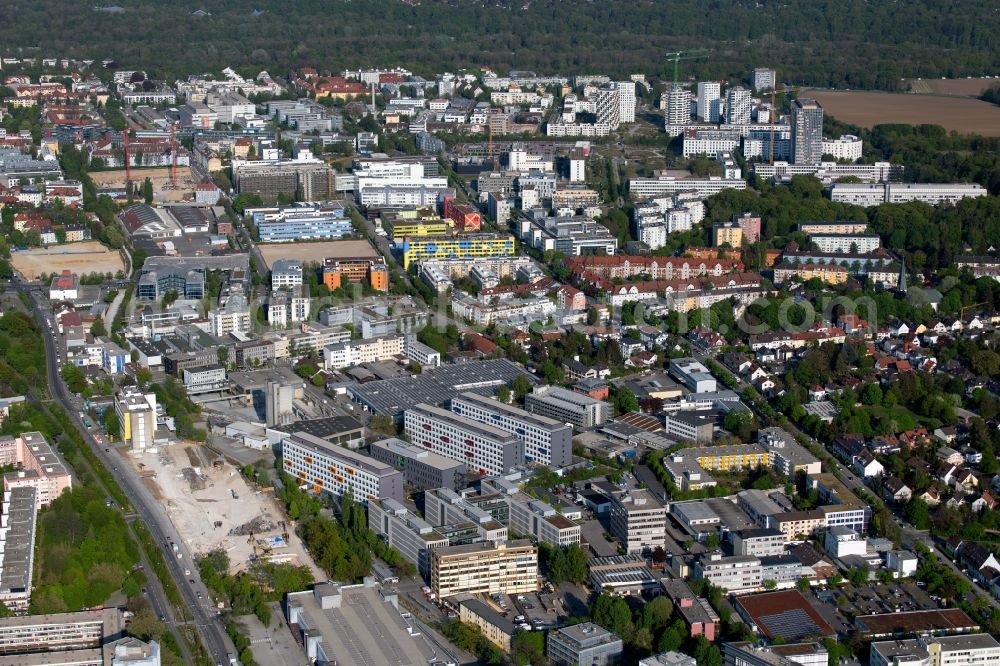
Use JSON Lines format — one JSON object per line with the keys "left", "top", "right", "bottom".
{"left": 18, "top": 282, "right": 236, "bottom": 665}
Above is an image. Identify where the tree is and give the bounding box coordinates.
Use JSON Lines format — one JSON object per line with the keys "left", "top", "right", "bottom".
{"left": 592, "top": 594, "right": 633, "bottom": 639}
{"left": 614, "top": 387, "right": 639, "bottom": 415}
{"left": 90, "top": 318, "right": 107, "bottom": 338}
{"left": 903, "top": 497, "right": 931, "bottom": 530}
{"left": 512, "top": 376, "right": 532, "bottom": 402}
{"left": 103, "top": 408, "right": 122, "bottom": 440}
{"left": 860, "top": 383, "right": 884, "bottom": 405}
{"left": 142, "top": 177, "right": 153, "bottom": 204}
{"left": 496, "top": 385, "right": 511, "bottom": 404}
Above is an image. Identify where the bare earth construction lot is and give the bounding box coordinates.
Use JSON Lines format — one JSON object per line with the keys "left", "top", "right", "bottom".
{"left": 127, "top": 443, "right": 323, "bottom": 578}
{"left": 906, "top": 77, "right": 997, "bottom": 96}
{"left": 11, "top": 241, "right": 125, "bottom": 280}
{"left": 257, "top": 239, "right": 376, "bottom": 270}
{"left": 804, "top": 89, "right": 1000, "bottom": 136}
{"left": 90, "top": 166, "right": 199, "bottom": 202}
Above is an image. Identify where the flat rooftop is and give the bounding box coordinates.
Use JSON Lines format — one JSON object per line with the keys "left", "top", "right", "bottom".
{"left": 855, "top": 608, "right": 979, "bottom": 636}
{"left": 409, "top": 403, "right": 521, "bottom": 444}
{"left": 349, "top": 359, "right": 532, "bottom": 417}
{"left": 271, "top": 415, "right": 363, "bottom": 439}
{"left": 735, "top": 590, "right": 835, "bottom": 641}
{"left": 453, "top": 391, "right": 568, "bottom": 431}
{"left": 287, "top": 582, "right": 434, "bottom": 666}
{"left": 285, "top": 431, "right": 397, "bottom": 477}
{"left": 369, "top": 437, "right": 465, "bottom": 471}
{"left": 435, "top": 538, "right": 534, "bottom": 558}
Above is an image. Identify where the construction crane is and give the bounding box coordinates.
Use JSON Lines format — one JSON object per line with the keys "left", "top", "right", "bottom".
{"left": 169, "top": 124, "right": 178, "bottom": 188}
{"left": 124, "top": 130, "right": 132, "bottom": 185}
{"left": 665, "top": 49, "right": 711, "bottom": 86}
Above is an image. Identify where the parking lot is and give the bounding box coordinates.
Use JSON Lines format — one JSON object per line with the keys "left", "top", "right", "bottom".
{"left": 812, "top": 580, "right": 941, "bottom": 627}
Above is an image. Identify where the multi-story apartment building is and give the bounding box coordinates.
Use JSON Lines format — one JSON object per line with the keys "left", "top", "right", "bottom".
{"left": 548, "top": 623, "right": 624, "bottom": 666}
{"left": 449, "top": 392, "right": 572, "bottom": 468}
{"left": 752, "top": 68, "right": 776, "bottom": 92}
{"left": 809, "top": 233, "right": 881, "bottom": 254}
{"left": 322, "top": 334, "right": 405, "bottom": 369}
{"left": 696, "top": 82, "right": 721, "bottom": 122}
{"left": 830, "top": 182, "right": 986, "bottom": 207}
{"left": 798, "top": 221, "right": 869, "bottom": 236}
{"left": 381, "top": 208, "right": 453, "bottom": 239}
{"left": 730, "top": 528, "right": 786, "bottom": 557}
{"left": 0, "top": 433, "right": 72, "bottom": 509}
{"left": 267, "top": 286, "right": 311, "bottom": 327}
{"left": 773, "top": 263, "right": 849, "bottom": 285}
{"left": 664, "top": 86, "right": 691, "bottom": 127}
{"left": 524, "top": 386, "right": 611, "bottom": 430}
{"left": 368, "top": 438, "right": 467, "bottom": 491}
{"left": 367, "top": 498, "right": 448, "bottom": 577}
{"left": 404, "top": 404, "right": 523, "bottom": 476}
{"left": 725, "top": 87, "right": 752, "bottom": 125}
{"left": 0, "top": 608, "right": 121, "bottom": 657}
{"left": 822, "top": 134, "right": 863, "bottom": 161}
{"left": 430, "top": 539, "right": 538, "bottom": 598}
{"left": 114, "top": 388, "right": 157, "bottom": 454}
{"left": 609, "top": 489, "right": 666, "bottom": 554}
{"left": 0, "top": 487, "right": 37, "bottom": 612}
{"left": 791, "top": 98, "right": 824, "bottom": 165}
{"left": 322, "top": 256, "right": 389, "bottom": 291}
{"left": 208, "top": 294, "right": 252, "bottom": 336}
{"left": 629, "top": 175, "right": 747, "bottom": 199}
{"left": 713, "top": 221, "right": 743, "bottom": 248}
{"left": 683, "top": 129, "right": 740, "bottom": 158}
{"left": 812, "top": 472, "right": 871, "bottom": 533}
{"left": 507, "top": 494, "right": 581, "bottom": 548}
{"left": 281, "top": 431, "right": 404, "bottom": 504}
{"left": 771, "top": 510, "right": 828, "bottom": 541}
{"left": 401, "top": 234, "right": 516, "bottom": 270}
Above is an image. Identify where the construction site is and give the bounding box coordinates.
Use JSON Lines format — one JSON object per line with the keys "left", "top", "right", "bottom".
{"left": 90, "top": 128, "right": 203, "bottom": 202}
{"left": 124, "top": 442, "right": 324, "bottom": 579}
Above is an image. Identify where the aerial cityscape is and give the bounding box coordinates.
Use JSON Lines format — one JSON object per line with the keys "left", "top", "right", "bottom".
{"left": 1, "top": 3, "right": 1000, "bottom": 666}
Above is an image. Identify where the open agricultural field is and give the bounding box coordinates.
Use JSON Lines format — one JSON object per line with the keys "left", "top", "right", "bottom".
{"left": 906, "top": 76, "right": 998, "bottom": 96}
{"left": 257, "top": 239, "right": 377, "bottom": 270}
{"left": 804, "top": 89, "right": 1000, "bottom": 136}
{"left": 90, "top": 166, "right": 199, "bottom": 202}
{"left": 10, "top": 241, "right": 125, "bottom": 280}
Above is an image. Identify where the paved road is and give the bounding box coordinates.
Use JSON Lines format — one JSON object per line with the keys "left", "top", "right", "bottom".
{"left": 20, "top": 282, "right": 236, "bottom": 665}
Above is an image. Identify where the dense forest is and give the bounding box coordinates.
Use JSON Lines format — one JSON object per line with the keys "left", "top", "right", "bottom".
{"left": 2, "top": 0, "right": 999, "bottom": 89}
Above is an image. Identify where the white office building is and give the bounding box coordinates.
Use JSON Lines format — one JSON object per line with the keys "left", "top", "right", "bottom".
{"left": 752, "top": 68, "right": 776, "bottom": 92}
{"left": 524, "top": 386, "right": 611, "bottom": 430}
{"left": 616, "top": 81, "right": 637, "bottom": 123}
{"left": 609, "top": 489, "right": 667, "bottom": 554}
{"left": 665, "top": 86, "right": 691, "bottom": 127}
{"left": 830, "top": 182, "right": 986, "bottom": 207}
{"left": 870, "top": 634, "right": 1000, "bottom": 666}
{"left": 810, "top": 233, "right": 881, "bottom": 254}
{"left": 404, "top": 403, "right": 523, "bottom": 476}
{"left": 450, "top": 392, "right": 573, "bottom": 468}
{"left": 281, "top": 431, "right": 404, "bottom": 503}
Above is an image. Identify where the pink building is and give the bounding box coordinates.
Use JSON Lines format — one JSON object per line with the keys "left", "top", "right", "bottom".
{"left": 733, "top": 212, "right": 762, "bottom": 244}
{"left": 0, "top": 432, "right": 73, "bottom": 510}
{"left": 661, "top": 578, "right": 719, "bottom": 641}
{"left": 558, "top": 285, "right": 586, "bottom": 310}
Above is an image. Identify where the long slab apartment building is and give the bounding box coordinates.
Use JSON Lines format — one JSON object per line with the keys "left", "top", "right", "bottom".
{"left": 281, "top": 431, "right": 403, "bottom": 503}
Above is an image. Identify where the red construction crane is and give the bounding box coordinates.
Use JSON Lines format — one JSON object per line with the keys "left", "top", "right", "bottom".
{"left": 170, "top": 124, "right": 178, "bottom": 188}
{"left": 124, "top": 131, "right": 132, "bottom": 184}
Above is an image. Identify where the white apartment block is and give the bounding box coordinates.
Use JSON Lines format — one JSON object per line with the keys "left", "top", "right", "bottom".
{"left": 638, "top": 223, "right": 667, "bottom": 250}
{"left": 696, "top": 82, "right": 721, "bottom": 122}
{"left": 616, "top": 81, "right": 636, "bottom": 123}
{"left": 682, "top": 130, "right": 741, "bottom": 158}
{"left": 830, "top": 182, "right": 986, "bottom": 207}
{"left": 430, "top": 539, "right": 538, "bottom": 598}
{"left": 822, "top": 135, "right": 863, "bottom": 161}
{"left": 404, "top": 403, "right": 523, "bottom": 476}
{"left": 666, "top": 207, "right": 694, "bottom": 233}
{"left": 323, "top": 335, "right": 406, "bottom": 369}
{"left": 609, "top": 489, "right": 666, "bottom": 554}
{"left": 595, "top": 87, "right": 621, "bottom": 130}
{"left": 281, "top": 431, "right": 403, "bottom": 503}
{"left": 450, "top": 392, "right": 573, "bottom": 468}
{"left": 664, "top": 86, "right": 691, "bottom": 127}
{"left": 725, "top": 87, "right": 752, "bottom": 125}
{"left": 810, "top": 233, "right": 881, "bottom": 254}
{"left": 630, "top": 176, "right": 747, "bottom": 199}
{"left": 271, "top": 259, "right": 304, "bottom": 288}
{"left": 423, "top": 488, "right": 509, "bottom": 542}
{"left": 509, "top": 145, "right": 554, "bottom": 173}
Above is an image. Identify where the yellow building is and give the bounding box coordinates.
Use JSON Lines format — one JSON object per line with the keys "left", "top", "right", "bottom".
{"left": 773, "top": 263, "right": 849, "bottom": 285}
{"left": 382, "top": 208, "right": 454, "bottom": 240}
{"left": 689, "top": 444, "right": 771, "bottom": 472}
{"left": 402, "top": 234, "right": 516, "bottom": 269}
{"left": 456, "top": 596, "right": 515, "bottom": 651}
{"left": 713, "top": 222, "right": 744, "bottom": 248}
{"left": 430, "top": 539, "right": 538, "bottom": 598}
